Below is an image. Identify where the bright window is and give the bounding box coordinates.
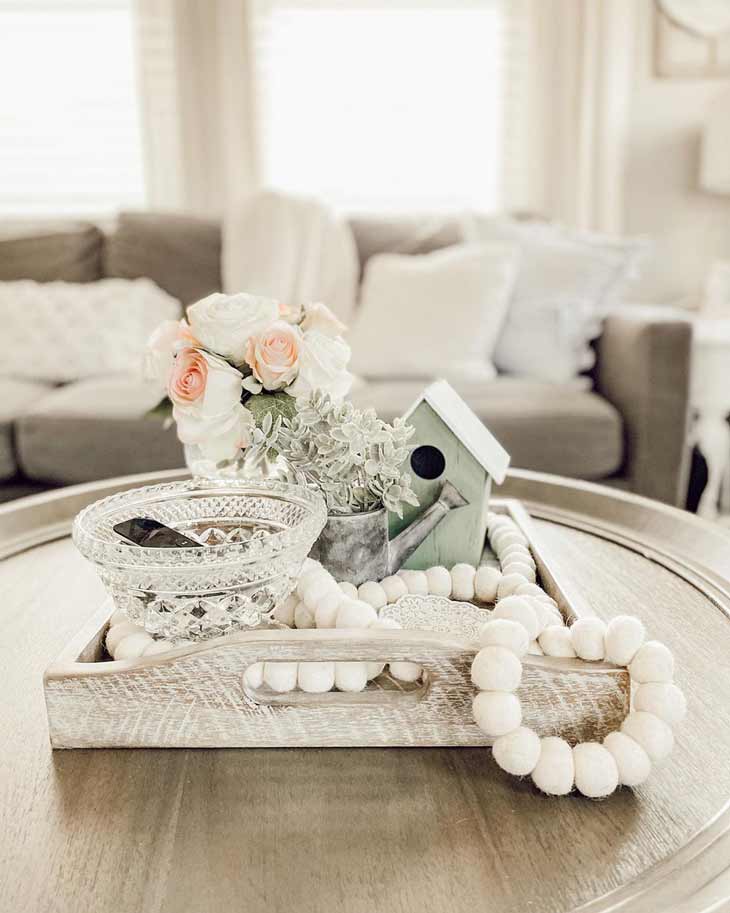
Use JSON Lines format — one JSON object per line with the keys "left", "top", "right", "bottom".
{"left": 252, "top": 0, "right": 506, "bottom": 212}
{"left": 0, "top": 0, "right": 145, "bottom": 217}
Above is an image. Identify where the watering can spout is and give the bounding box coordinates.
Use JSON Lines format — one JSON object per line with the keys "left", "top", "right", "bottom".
{"left": 388, "top": 480, "right": 468, "bottom": 574}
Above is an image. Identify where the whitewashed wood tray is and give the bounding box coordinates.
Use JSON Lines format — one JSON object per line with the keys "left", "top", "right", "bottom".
{"left": 44, "top": 499, "right": 630, "bottom": 749}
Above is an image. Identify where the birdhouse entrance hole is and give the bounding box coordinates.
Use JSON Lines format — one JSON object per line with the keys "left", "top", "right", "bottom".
{"left": 410, "top": 445, "right": 446, "bottom": 480}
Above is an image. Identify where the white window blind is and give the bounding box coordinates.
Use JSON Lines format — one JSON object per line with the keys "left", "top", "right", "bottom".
{"left": 0, "top": 0, "right": 145, "bottom": 217}
{"left": 252, "top": 0, "right": 523, "bottom": 212}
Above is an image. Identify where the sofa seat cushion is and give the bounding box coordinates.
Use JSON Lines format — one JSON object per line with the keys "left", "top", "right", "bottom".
{"left": 17, "top": 376, "right": 184, "bottom": 484}
{"left": 0, "top": 379, "right": 54, "bottom": 480}
{"left": 349, "top": 376, "right": 623, "bottom": 480}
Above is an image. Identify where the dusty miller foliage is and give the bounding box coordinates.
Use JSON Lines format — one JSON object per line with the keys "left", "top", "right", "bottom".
{"left": 253, "top": 392, "right": 419, "bottom": 517}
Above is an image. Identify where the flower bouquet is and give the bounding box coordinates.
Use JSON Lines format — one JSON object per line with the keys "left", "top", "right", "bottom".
{"left": 144, "top": 292, "right": 353, "bottom": 475}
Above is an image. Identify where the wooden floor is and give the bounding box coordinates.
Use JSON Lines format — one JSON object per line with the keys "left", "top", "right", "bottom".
{"left": 2, "top": 469, "right": 730, "bottom": 913}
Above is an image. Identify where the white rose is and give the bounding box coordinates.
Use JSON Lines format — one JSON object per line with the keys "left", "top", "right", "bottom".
{"left": 300, "top": 302, "right": 348, "bottom": 337}
{"left": 187, "top": 292, "right": 279, "bottom": 365}
{"left": 143, "top": 320, "right": 180, "bottom": 392}
{"left": 171, "top": 350, "right": 252, "bottom": 462}
{"left": 287, "top": 330, "right": 353, "bottom": 400}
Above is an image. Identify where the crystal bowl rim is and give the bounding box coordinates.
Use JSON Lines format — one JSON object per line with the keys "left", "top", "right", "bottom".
{"left": 72, "top": 477, "right": 327, "bottom": 569}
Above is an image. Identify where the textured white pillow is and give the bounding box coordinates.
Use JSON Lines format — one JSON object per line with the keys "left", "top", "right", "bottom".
{"left": 0, "top": 278, "right": 180, "bottom": 383}
{"left": 349, "top": 243, "right": 518, "bottom": 383}
{"left": 464, "top": 216, "right": 649, "bottom": 382}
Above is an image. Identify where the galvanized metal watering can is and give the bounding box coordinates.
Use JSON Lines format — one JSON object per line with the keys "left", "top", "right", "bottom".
{"left": 311, "top": 481, "right": 468, "bottom": 585}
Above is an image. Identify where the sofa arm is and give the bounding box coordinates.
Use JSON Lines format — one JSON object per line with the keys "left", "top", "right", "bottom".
{"left": 594, "top": 307, "right": 693, "bottom": 507}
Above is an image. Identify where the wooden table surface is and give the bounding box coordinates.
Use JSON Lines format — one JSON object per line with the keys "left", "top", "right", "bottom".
{"left": 3, "top": 468, "right": 730, "bottom": 913}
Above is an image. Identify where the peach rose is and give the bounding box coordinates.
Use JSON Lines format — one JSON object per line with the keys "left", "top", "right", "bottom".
{"left": 300, "top": 301, "right": 347, "bottom": 337}
{"left": 245, "top": 321, "right": 301, "bottom": 391}
{"left": 169, "top": 348, "right": 208, "bottom": 404}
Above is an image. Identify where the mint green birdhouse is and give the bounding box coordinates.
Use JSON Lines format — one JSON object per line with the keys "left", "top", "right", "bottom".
{"left": 389, "top": 380, "right": 510, "bottom": 570}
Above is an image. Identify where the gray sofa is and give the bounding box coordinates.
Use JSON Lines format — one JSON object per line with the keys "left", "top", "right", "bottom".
{"left": 0, "top": 212, "right": 693, "bottom": 506}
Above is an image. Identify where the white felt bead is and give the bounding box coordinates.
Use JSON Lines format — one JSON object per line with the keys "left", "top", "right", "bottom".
{"left": 358, "top": 581, "right": 387, "bottom": 611}
{"left": 531, "top": 737, "right": 575, "bottom": 795}
{"left": 243, "top": 661, "right": 265, "bottom": 689}
{"left": 297, "top": 568, "right": 328, "bottom": 598}
{"left": 338, "top": 581, "right": 359, "bottom": 599}
{"left": 539, "top": 625, "right": 577, "bottom": 657}
{"left": 491, "top": 595, "right": 539, "bottom": 640}
{"left": 621, "top": 711, "right": 674, "bottom": 763}
{"left": 366, "top": 662, "right": 386, "bottom": 680}
{"left": 604, "top": 615, "right": 645, "bottom": 666}
{"left": 502, "top": 561, "right": 536, "bottom": 584}
{"left": 530, "top": 599, "right": 561, "bottom": 636}
{"left": 114, "top": 631, "right": 154, "bottom": 660}
{"left": 314, "top": 590, "right": 341, "bottom": 628}
{"left": 110, "top": 608, "right": 128, "bottom": 626}
{"left": 273, "top": 593, "right": 299, "bottom": 627}
{"left": 634, "top": 682, "right": 687, "bottom": 726}
{"left": 336, "top": 599, "right": 378, "bottom": 629}
{"left": 472, "top": 691, "right": 522, "bottom": 737}
{"left": 425, "top": 566, "right": 452, "bottom": 598}
{"left": 492, "top": 726, "right": 541, "bottom": 776}
{"left": 603, "top": 731, "right": 652, "bottom": 787}
{"left": 474, "top": 566, "right": 501, "bottom": 603}
{"left": 294, "top": 601, "right": 316, "bottom": 629}
{"left": 573, "top": 743, "right": 619, "bottom": 798}
{"left": 500, "top": 543, "right": 534, "bottom": 564}
{"left": 303, "top": 577, "right": 336, "bottom": 611}
{"left": 493, "top": 530, "right": 528, "bottom": 551}
{"left": 450, "top": 563, "right": 476, "bottom": 601}
{"left": 298, "top": 661, "right": 336, "bottom": 693}
{"left": 143, "top": 640, "right": 173, "bottom": 657}
{"left": 497, "top": 573, "right": 529, "bottom": 600}
{"left": 398, "top": 569, "right": 429, "bottom": 596}
{"left": 570, "top": 618, "right": 607, "bottom": 661}
{"left": 478, "top": 618, "right": 529, "bottom": 658}
{"left": 264, "top": 662, "right": 298, "bottom": 693}
{"left": 629, "top": 641, "right": 674, "bottom": 683}
{"left": 514, "top": 582, "right": 545, "bottom": 599}
{"left": 106, "top": 622, "right": 143, "bottom": 655}
{"left": 335, "top": 661, "right": 368, "bottom": 692}
{"left": 380, "top": 575, "right": 408, "bottom": 603}
{"left": 471, "top": 645, "right": 523, "bottom": 692}
{"left": 389, "top": 661, "right": 422, "bottom": 682}
{"left": 527, "top": 639, "right": 543, "bottom": 655}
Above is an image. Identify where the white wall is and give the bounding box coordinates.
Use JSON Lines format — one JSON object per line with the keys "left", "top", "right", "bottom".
{"left": 623, "top": 0, "right": 730, "bottom": 306}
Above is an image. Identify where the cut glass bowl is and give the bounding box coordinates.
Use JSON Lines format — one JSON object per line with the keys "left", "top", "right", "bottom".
{"left": 72, "top": 478, "right": 327, "bottom": 642}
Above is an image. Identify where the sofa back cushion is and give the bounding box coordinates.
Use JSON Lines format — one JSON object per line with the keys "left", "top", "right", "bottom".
{"left": 0, "top": 221, "right": 102, "bottom": 283}
{"left": 104, "top": 211, "right": 222, "bottom": 305}
{"left": 348, "top": 213, "right": 464, "bottom": 276}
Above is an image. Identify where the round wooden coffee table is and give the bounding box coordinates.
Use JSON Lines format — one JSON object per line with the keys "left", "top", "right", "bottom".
{"left": 2, "top": 469, "right": 730, "bottom": 913}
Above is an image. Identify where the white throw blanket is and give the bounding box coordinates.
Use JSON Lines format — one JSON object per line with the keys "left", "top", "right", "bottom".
{"left": 223, "top": 189, "right": 359, "bottom": 326}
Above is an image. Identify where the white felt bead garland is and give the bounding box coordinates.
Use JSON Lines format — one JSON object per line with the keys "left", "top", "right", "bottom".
{"left": 266, "top": 512, "right": 683, "bottom": 797}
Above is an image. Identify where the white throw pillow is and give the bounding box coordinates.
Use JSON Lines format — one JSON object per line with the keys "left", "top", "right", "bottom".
{"left": 0, "top": 278, "right": 180, "bottom": 383}
{"left": 349, "top": 243, "right": 518, "bottom": 383}
{"left": 464, "top": 215, "right": 649, "bottom": 382}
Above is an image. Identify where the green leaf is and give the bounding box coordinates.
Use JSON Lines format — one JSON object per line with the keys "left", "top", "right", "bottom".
{"left": 246, "top": 392, "right": 298, "bottom": 428}
{"left": 145, "top": 396, "right": 173, "bottom": 422}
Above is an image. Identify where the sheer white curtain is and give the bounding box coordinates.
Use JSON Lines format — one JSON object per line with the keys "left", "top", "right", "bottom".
{"left": 519, "top": 0, "right": 637, "bottom": 233}
{"left": 133, "top": 0, "right": 636, "bottom": 228}
{"left": 134, "top": 0, "right": 258, "bottom": 214}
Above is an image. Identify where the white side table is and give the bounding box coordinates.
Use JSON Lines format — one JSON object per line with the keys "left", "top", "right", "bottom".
{"left": 691, "top": 318, "right": 730, "bottom": 519}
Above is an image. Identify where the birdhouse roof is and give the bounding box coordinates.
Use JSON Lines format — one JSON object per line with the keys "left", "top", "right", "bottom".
{"left": 404, "top": 380, "right": 511, "bottom": 484}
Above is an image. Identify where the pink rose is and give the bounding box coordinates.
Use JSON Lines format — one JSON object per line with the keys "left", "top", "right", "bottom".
{"left": 245, "top": 321, "right": 301, "bottom": 391}
{"left": 300, "top": 302, "right": 347, "bottom": 337}
{"left": 169, "top": 348, "right": 208, "bottom": 404}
